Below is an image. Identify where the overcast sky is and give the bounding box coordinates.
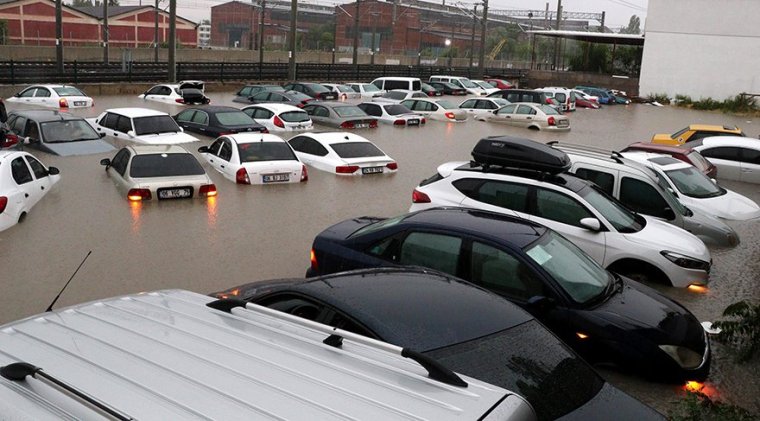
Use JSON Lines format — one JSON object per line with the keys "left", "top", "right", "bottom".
{"left": 120, "top": 0, "right": 647, "bottom": 30}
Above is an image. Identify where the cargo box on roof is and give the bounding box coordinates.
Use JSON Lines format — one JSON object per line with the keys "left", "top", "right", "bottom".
{"left": 472, "top": 136, "right": 571, "bottom": 174}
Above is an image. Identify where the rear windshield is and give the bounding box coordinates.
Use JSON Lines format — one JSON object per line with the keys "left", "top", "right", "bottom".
{"left": 460, "top": 79, "right": 477, "bottom": 88}
{"left": 130, "top": 153, "right": 205, "bottom": 177}
{"left": 238, "top": 142, "right": 297, "bottom": 162}
{"left": 335, "top": 85, "right": 354, "bottom": 93}
{"left": 280, "top": 111, "right": 310, "bottom": 123}
{"left": 362, "top": 84, "right": 381, "bottom": 92}
{"left": 305, "top": 84, "right": 330, "bottom": 93}
{"left": 40, "top": 120, "right": 100, "bottom": 142}
{"left": 436, "top": 100, "right": 458, "bottom": 109}
{"left": 330, "top": 141, "right": 384, "bottom": 158}
{"left": 133, "top": 115, "right": 181, "bottom": 135}
{"left": 539, "top": 105, "right": 560, "bottom": 115}
{"left": 287, "top": 91, "right": 312, "bottom": 101}
{"left": 333, "top": 106, "right": 367, "bottom": 118}
{"left": 216, "top": 111, "right": 255, "bottom": 126}
{"left": 53, "top": 87, "right": 86, "bottom": 97}
{"left": 383, "top": 104, "right": 412, "bottom": 115}
{"left": 427, "top": 321, "right": 604, "bottom": 421}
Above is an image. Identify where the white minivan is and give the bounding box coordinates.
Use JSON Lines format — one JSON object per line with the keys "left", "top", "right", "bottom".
{"left": 371, "top": 77, "right": 422, "bottom": 92}
{"left": 430, "top": 75, "right": 487, "bottom": 95}
{"left": 537, "top": 87, "right": 576, "bottom": 112}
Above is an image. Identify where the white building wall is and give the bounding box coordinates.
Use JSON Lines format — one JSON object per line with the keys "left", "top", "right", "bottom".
{"left": 640, "top": 0, "right": 760, "bottom": 100}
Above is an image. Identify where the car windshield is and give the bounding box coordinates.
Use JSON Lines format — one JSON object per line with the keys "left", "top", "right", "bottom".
{"left": 524, "top": 231, "right": 612, "bottom": 304}
{"left": 349, "top": 214, "right": 408, "bottom": 238}
{"left": 652, "top": 171, "right": 689, "bottom": 215}
{"left": 492, "top": 99, "right": 510, "bottom": 106}
{"left": 130, "top": 153, "right": 205, "bottom": 177}
{"left": 53, "top": 87, "right": 86, "bottom": 97}
{"left": 577, "top": 185, "right": 645, "bottom": 233}
{"left": 40, "top": 120, "right": 100, "bottom": 142}
{"left": 238, "top": 142, "right": 296, "bottom": 162}
{"left": 133, "top": 115, "right": 180, "bottom": 135}
{"left": 383, "top": 104, "right": 412, "bottom": 115}
{"left": 539, "top": 105, "right": 560, "bottom": 115}
{"left": 474, "top": 81, "right": 492, "bottom": 89}
{"left": 427, "top": 321, "right": 604, "bottom": 421}
{"left": 665, "top": 166, "right": 726, "bottom": 198}
{"left": 333, "top": 106, "right": 367, "bottom": 118}
{"left": 330, "top": 141, "right": 384, "bottom": 158}
{"left": 216, "top": 111, "right": 255, "bottom": 126}
{"left": 459, "top": 79, "right": 478, "bottom": 88}
{"left": 362, "top": 84, "right": 381, "bottom": 92}
{"left": 280, "top": 111, "right": 310, "bottom": 123}
{"left": 305, "top": 84, "right": 330, "bottom": 93}
{"left": 436, "top": 100, "right": 458, "bottom": 109}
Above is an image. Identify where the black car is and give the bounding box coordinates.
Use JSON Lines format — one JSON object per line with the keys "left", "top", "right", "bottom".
{"left": 173, "top": 106, "right": 267, "bottom": 137}
{"left": 248, "top": 90, "right": 315, "bottom": 108}
{"left": 304, "top": 207, "right": 711, "bottom": 383}
{"left": 232, "top": 84, "right": 285, "bottom": 104}
{"left": 214, "top": 267, "right": 663, "bottom": 421}
{"left": 420, "top": 82, "right": 443, "bottom": 97}
{"left": 282, "top": 82, "right": 338, "bottom": 101}
{"left": 4, "top": 110, "right": 114, "bottom": 156}
{"left": 428, "top": 81, "right": 467, "bottom": 95}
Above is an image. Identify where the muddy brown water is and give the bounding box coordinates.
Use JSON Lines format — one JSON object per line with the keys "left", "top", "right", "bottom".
{"left": 2, "top": 91, "right": 759, "bottom": 415}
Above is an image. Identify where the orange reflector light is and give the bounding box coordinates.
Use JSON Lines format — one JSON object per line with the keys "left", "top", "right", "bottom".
{"left": 576, "top": 332, "right": 589, "bottom": 340}
{"left": 688, "top": 284, "right": 708, "bottom": 293}
{"left": 684, "top": 381, "right": 704, "bottom": 393}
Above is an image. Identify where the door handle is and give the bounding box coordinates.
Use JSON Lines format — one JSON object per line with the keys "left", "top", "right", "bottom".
{"left": 220, "top": 165, "right": 225, "bottom": 169}
{"left": 741, "top": 168, "right": 752, "bottom": 172}
{"left": 114, "top": 133, "right": 118, "bottom": 136}
{"left": 41, "top": 186, "right": 44, "bottom": 190}
{"left": 209, "top": 159, "right": 214, "bottom": 163}
{"left": 527, "top": 117, "right": 532, "bottom": 120}
{"left": 25, "top": 193, "right": 29, "bottom": 198}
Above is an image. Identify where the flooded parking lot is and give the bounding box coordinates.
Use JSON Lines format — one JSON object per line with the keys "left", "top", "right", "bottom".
{"left": 1, "top": 89, "right": 759, "bottom": 416}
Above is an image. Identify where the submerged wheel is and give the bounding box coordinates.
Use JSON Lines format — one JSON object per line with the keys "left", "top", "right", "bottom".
{"left": 18, "top": 212, "right": 27, "bottom": 223}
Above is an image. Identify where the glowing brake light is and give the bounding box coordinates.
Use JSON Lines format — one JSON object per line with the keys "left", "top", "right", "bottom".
{"left": 0, "top": 196, "right": 7, "bottom": 214}
{"left": 445, "top": 112, "right": 455, "bottom": 120}
{"left": 2, "top": 133, "right": 19, "bottom": 148}
{"left": 335, "top": 165, "right": 359, "bottom": 174}
{"left": 421, "top": 118, "right": 426, "bottom": 124}
{"left": 340, "top": 121, "right": 355, "bottom": 129}
{"left": 576, "top": 332, "right": 589, "bottom": 340}
{"left": 386, "top": 162, "right": 398, "bottom": 170}
{"left": 548, "top": 116, "right": 556, "bottom": 126}
{"left": 127, "top": 188, "right": 152, "bottom": 201}
{"left": 300, "top": 164, "right": 308, "bottom": 182}
{"left": 58, "top": 98, "right": 69, "bottom": 108}
{"left": 412, "top": 189, "right": 431, "bottom": 203}
{"left": 684, "top": 381, "right": 704, "bottom": 393}
{"left": 273, "top": 115, "right": 285, "bottom": 128}
{"left": 175, "top": 98, "right": 185, "bottom": 104}
{"left": 369, "top": 120, "right": 378, "bottom": 128}
{"left": 199, "top": 184, "right": 217, "bottom": 197}
{"left": 236, "top": 168, "right": 250, "bottom": 184}
{"left": 310, "top": 248, "right": 318, "bottom": 271}
{"left": 393, "top": 119, "right": 406, "bottom": 126}
{"left": 688, "top": 284, "right": 708, "bottom": 293}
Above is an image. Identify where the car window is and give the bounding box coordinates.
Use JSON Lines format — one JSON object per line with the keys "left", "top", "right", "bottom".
{"left": 538, "top": 105, "right": 559, "bottom": 115}
{"left": 238, "top": 87, "right": 251, "bottom": 96}
{"left": 470, "top": 242, "right": 546, "bottom": 301}
{"left": 252, "top": 92, "right": 270, "bottom": 101}
{"left": 535, "top": 187, "right": 593, "bottom": 228}
{"left": 129, "top": 153, "right": 205, "bottom": 178}
{"left": 577, "top": 185, "right": 644, "bottom": 233}
{"left": 496, "top": 104, "right": 517, "bottom": 115}
{"left": 176, "top": 110, "right": 195, "bottom": 123}
{"left": 251, "top": 108, "right": 274, "bottom": 119}
{"left": 11, "top": 157, "right": 33, "bottom": 184}
{"left": 25, "top": 155, "right": 48, "bottom": 179}
{"left": 459, "top": 180, "right": 530, "bottom": 213}
{"left": 133, "top": 115, "right": 180, "bottom": 135}
{"left": 191, "top": 111, "right": 209, "bottom": 125}
{"left": 383, "top": 104, "right": 412, "bottom": 116}
{"left": 280, "top": 111, "right": 309, "bottom": 123}
{"left": 11, "top": 116, "right": 27, "bottom": 133}
{"left": 573, "top": 168, "right": 614, "bottom": 195}
{"left": 103, "top": 113, "right": 118, "bottom": 129}
{"left": 741, "top": 148, "right": 760, "bottom": 165}
{"left": 238, "top": 142, "right": 296, "bottom": 162}
{"left": 333, "top": 106, "right": 366, "bottom": 118}
{"left": 34, "top": 88, "right": 51, "bottom": 98}
{"left": 460, "top": 99, "right": 476, "bottom": 108}
{"left": 25, "top": 121, "right": 40, "bottom": 140}
{"left": 19, "top": 88, "right": 36, "bottom": 98}
{"left": 399, "top": 232, "right": 462, "bottom": 275}
{"left": 53, "top": 87, "right": 85, "bottom": 97}
{"left": 620, "top": 177, "right": 672, "bottom": 219}
{"left": 218, "top": 139, "right": 233, "bottom": 161}
{"left": 216, "top": 111, "right": 254, "bottom": 126}
{"left": 700, "top": 146, "right": 740, "bottom": 161}
{"left": 358, "top": 103, "right": 381, "bottom": 116}
{"left": 686, "top": 151, "right": 713, "bottom": 171}
{"left": 515, "top": 105, "right": 535, "bottom": 115}
{"left": 313, "top": 106, "right": 331, "bottom": 118}
{"left": 145, "top": 86, "right": 162, "bottom": 95}
{"left": 289, "top": 136, "right": 329, "bottom": 156}
{"left": 665, "top": 166, "right": 725, "bottom": 198}
{"left": 256, "top": 293, "right": 324, "bottom": 322}
{"left": 207, "top": 138, "right": 224, "bottom": 156}
{"left": 329, "top": 142, "right": 384, "bottom": 158}
{"left": 110, "top": 148, "right": 130, "bottom": 176}
{"left": 115, "top": 115, "right": 132, "bottom": 133}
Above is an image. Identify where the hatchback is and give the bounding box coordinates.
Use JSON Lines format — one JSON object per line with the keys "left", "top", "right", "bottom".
{"left": 5, "top": 110, "right": 114, "bottom": 156}
{"left": 138, "top": 81, "right": 209, "bottom": 105}
{"left": 480, "top": 103, "right": 570, "bottom": 131}
{"left": 242, "top": 103, "right": 313, "bottom": 132}
{"left": 0, "top": 150, "right": 60, "bottom": 232}
{"left": 288, "top": 132, "right": 396, "bottom": 175}
{"left": 6, "top": 84, "right": 93, "bottom": 109}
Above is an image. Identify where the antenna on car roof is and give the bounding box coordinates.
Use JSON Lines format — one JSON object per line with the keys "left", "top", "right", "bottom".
{"left": 45, "top": 251, "right": 92, "bottom": 312}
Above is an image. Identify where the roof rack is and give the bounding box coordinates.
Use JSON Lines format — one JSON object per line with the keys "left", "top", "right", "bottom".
{"left": 207, "top": 298, "right": 468, "bottom": 388}
{"left": 547, "top": 141, "right": 625, "bottom": 164}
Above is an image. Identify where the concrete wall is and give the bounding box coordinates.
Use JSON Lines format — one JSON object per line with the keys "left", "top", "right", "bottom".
{"left": 640, "top": 0, "right": 760, "bottom": 100}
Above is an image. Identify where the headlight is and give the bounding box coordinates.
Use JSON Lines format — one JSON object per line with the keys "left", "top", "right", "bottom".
{"left": 660, "top": 251, "right": 711, "bottom": 271}
{"left": 659, "top": 345, "right": 703, "bottom": 369}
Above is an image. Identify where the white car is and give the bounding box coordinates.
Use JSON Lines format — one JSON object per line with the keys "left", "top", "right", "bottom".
{"left": 400, "top": 98, "right": 468, "bottom": 122}
{"left": 91, "top": 108, "right": 198, "bottom": 145}
{"left": 5, "top": 84, "right": 93, "bottom": 109}
{"left": 356, "top": 102, "right": 426, "bottom": 126}
{"left": 287, "top": 132, "right": 397, "bottom": 176}
{"left": 242, "top": 103, "right": 313, "bottom": 132}
{"left": 198, "top": 133, "right": 307, "bottom": 185}
{"left": 138, "top": 81, "right": 209, "bottom": 105}
{"left": 478, "top": 102, "right": 570, "bottom": 131}
{"left": 346, "top": 82, "right": 385, "bottom": 99}
{"left": 622, "top": 151, "right": 760, "bottom": 221}
{"left": 537, "top": 87, "right": 576, "bottom": 112}
{"left": 99, "top": 145, "right": 216, "bottom": 201}
{"left": 322, "top": 83, "right": 362, "bottom": 100}
{"left": 0, "top": 150, "right": 60, "bottom": 232}
{"left": 372, "top": 90, "right": 428, "bottom": 104}
{"left": 409, "top": 137, "right": 712, "bottom": 288}
{"left": 689, "top": 136, "right": 760, "bottom": 184}
{"left": 471, "top": 80, "right": 501, "bottom": 96}
{"left": 458, "top": 97, "right": 511, "bottom": 119}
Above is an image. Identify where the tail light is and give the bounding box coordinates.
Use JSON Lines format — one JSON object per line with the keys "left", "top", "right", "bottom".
{"left": 386, "top": 162, "right": 398, "bottom": 170}
{"left": 127, "top": 188, "right": 151, "bottom": 201}
{"left": 427, "top": 91, "right": 434, "bottom": 96}
{"left": 310, "top": 248, "right": 318, "bottom": 272}
{"left": 2, "top": 133, "right": 19, "bottom": 148}
{"left": 548, "top": 116, "right": 556, "bottom": 126}
{"left": 341, "top": 93, "right": 347, "bottom": 101}
{"left": 445, "top": 112, "right": 455, "bottom": 120}
{"left": 340, "top": 121, "right": 355, "bottom": 129}
{"left": 0, "top": 196, "right": 7, "bottom": 214}
{"left": 199, "top": 184, "right": 217, "bottom": 197}
{"left": 393, "top": 119, "right": 405, "bottom": 126}
{"left": 218, "top": 132, "right": 234, "bottom": 136}
{"left": 412, "top": 189, "right": 431, "bottom": 203}
{"left": 273, "top": 115, "right": 285, "bottom": 128}
{"left": 335, "top": 165, "right": 359, "bottom": 174}
{"left": 59, "top": 98, "right": 69, "bottom": 108}
{"left": 300, "top": 99, "right": 312, "bottom": 107}
{"left": 175, "top": 98, "right": 185, "bottom": 104}
{"left": 300, "top": 164, "right": 308, "bottom": 182}
{"left": 236, "top": 168, "right": 250, "bottom": 184}
{"left": 421, "top": 118, "right": 426, "bottom": 124}
{"left": 369, "top": 120, "right": 378, "bottom": 128}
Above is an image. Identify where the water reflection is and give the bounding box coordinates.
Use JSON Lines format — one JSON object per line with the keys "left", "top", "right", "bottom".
{"left": 130, "top": 200, "right": 142, "bottom": 234}
{"left": 206, "top": 196, "right": 218, "bottom": 228}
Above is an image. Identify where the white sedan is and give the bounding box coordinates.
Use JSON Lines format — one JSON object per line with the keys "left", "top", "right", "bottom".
{"left": 372, "top": 90, "right": 428, "bottom": 104}
{"left": 287, "top": 132, "right": 397, "bottom": 176}
{"left": 242, "top": 103, "right": 313, "bottom": 132}
{"left": 458, "top": 97, "right": 510, "bottom": 119}
{"left": 138, "top": 81, "right": 209, "bottom": 105}
{"left": 479, "top": 102, "right": 570, "bottom": 131}
{"left": 198, "top": 133, "right": 307, "bottom": 185}
{"left": 5, "top": 85, "right": 93, "bottom": 109}
{"left": 345, "top": 83, "right": 385, "bottom": 99}
{"left": 400, "top": 99, "right": 468, "bottom": 122}
{"left": 322, "top": 83, "right": 362, "bottom": 100}
{"left": 471, "top": 80, "right": 501, "bottom": 96}
{"left": 356, "top": 102, "right": 426, "bottom": 126}
{"left": 0, "top": 150, "right": 60, "bottom": 232}
{"left": 91, "top": 108, "right": 198, "bottom": 145}
{"left": 689, "top": 136, "right": 760, "bottom": 184}
{"left": 99, "top": 145, "right": 216, "bottom": 201}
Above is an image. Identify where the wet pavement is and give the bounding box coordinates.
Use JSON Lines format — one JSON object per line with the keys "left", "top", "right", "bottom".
{"left": 1, "top": 90, "right": 759, "bottom": 416}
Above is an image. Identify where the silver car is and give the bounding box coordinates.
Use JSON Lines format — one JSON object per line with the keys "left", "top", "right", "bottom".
{"left": 301, "top": 102, "right": 377, "bottom": 129}
{"left": 480, "top": 102, "right": 570, "bottom": 131}
{"left": 356, "top": 102, "right": 425, "bottom": 126}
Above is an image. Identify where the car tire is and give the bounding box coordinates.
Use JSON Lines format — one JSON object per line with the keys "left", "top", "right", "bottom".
{"left": 18, "top": 212, "right": 26, "bottom": 223}
{"left": 608, "top": 259, "right": 671, "bottom": 286}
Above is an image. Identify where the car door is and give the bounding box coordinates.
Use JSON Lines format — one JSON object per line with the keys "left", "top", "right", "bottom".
{"left": 202, "top": 138, "right": 225, "bottom": 173}
{"left": 246, "top": 107, "right": 275, "bottom": 130}
{"left": 107, "top": 148, "right": 133, "bottom": 194}
{"left": 739, "top": 147, "right": 760, "bottom": 184}
{"left": 382, "top": 231, "right": 465, "bottom": 278}
{"left": 491, "top": 104, "right": 517, "bottom": 124}
{"left": 619, "top": 176, "right": 678, "bottom": 224}
{"left": 33, "top": 87, "right": 53, "bottom": 107}
{"left": 16, "top": 87, "right": 37, "bottom": 104}
{"left": 699, "top": 146, "right": 741, "bottom": 181}
{"left": 514, "top": 104, "right": 536, "bottom": 127}
{"left": 23, "top": 120, "right": 42, "bottom": 145}
{"left": 175, "top": 109, "right": 197, "bottom": 132}
{"left": 9, "top": 155, "right": 38, "bottom": 211}
{"left": 215, "top": 138, "right": 236, "bottom": 180}
{"left": 190, "top": 110, "right": 210, "bottom": 135}
{"left": 142, "top": 86, "right": 163, "bottom": 102}
{"left": 24, "top": 154, "right": 55, "bottom": 204}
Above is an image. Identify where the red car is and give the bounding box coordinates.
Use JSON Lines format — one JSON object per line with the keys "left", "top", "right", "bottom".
{"left": 621, "top": 142, "right": 717, "bottom": 178}
{"left": 485, "top": 78, "right": 513, "bottom": 90}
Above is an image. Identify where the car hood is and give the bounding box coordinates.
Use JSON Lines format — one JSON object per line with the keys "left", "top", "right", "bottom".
{"left": 38, "top": 139, "right": 116, "bottom": 156}
{"left": 687, "top": 189, "right": 760, "bottom": 221}
{"left": 683, "top": 206, "right": 740, "bottom": 247}
{"left": 558, "top": 383, "right": 664, "bottom": 421}
{"left": 624, "top": 216, "right": 710, "bottom": 262}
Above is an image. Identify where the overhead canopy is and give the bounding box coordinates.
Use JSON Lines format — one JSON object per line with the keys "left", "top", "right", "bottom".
{"left": 528, "top": 30, "right": 644, "bottom": 46}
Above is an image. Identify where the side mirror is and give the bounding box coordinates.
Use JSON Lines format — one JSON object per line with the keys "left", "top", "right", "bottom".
{"left": 14, "top": 93, "right": 21, "bottom": 97}
{"left": 99, "top": 132, "right": 106, "bottom": 138}
{"left": 579, "top": 217, "right": 602, "bottom": 231}
{"left": 179, "top": 127, "right": 184, "bottom": 133}
{"left": 47, "top": 166, "right": 60, "bottom": 176}
{"left": 23, "top": 136, "right": 33, "bottom": 144}
{"left": 198, "top": 146, "right": 209, "bottom": 153}
{"left": 663, "top": 207, "right": 676, "bottom": 220}
{"left": 667, "top": 187, "right": 678, "bottom": 197}
{"left": 127, "top": 131, "right": 136, "bottom": 138}
{"left": 711, "top": 178, "right": 718, "bottom": 184}
{"left": 527, "top": 296, "right": 555, "bottom": 312}
{"left": 100, "top": 158, "right": 111, "bottom": 167}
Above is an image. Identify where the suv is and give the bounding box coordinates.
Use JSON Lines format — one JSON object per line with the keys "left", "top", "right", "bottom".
{"left": 554, "top": 142, "right": 738, "bottom": 247}
{"left": 0, "top": 289, "right": 535, "bottom": 420}
{"left": 429, "top": 75, "right": 486, "bottom": 95}
{"left": 410, "top": 136, "right": 712, "bottom": 288}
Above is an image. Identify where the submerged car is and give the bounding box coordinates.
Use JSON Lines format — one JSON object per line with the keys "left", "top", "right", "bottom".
{"left": 91, "top": 108, "right": 198, "bottom": 145}
{"left": 400, "top": 99, "right": 468, "bottom": 122}
{"left": 356, "top": 102, "right": 425, "bottom": 126}
{"left": 5, "top": 84, "right": 93, "bottom": 109}
{"left": 288, "top": 132, "right": 396, "bottom": 175}
{"left": 232, "top": 84, "right": 285, "bottom": 104}
{"left": 321, "top": 83, "right": 362, "bottom": 100}
{"left": 247, "top": 90, "right": 315, "bottom": 108}
{"left": 651, "top": 124, "right": 745, "bottom": 146}
{"left": 688, "top": 136, "right": 760, "bottom": 184}
{"left": 479, "top": 103, "right": 570, "bottom": 131}
{"left": 282, "top": 82, "right": 338, "bottom": 101}
{"left": 621, "top": 142, "right": 717, "bottom": 178}
{"left": 138, "top": 81, "right": 210, "bottom": 105}
{"left": 242, "top": 103, "right": 313, "bottom": 132}
{"left": 301, "top": 102, "right": 377, "bottom": 129}
{"left": 5, "top": 110, "right": 114, "bottom": 156}
{"left": 174, "top": 106, "right": 267, "bottom": 137}
{"left": 0, "top": 150, "right": 60, "bottom": 232}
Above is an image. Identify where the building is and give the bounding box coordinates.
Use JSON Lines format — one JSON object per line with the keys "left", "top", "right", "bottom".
{"left": 198, "top": 22, "right": 211, "bottom": 48}
{"left": 639, "top": 0, "right": 760, "bottom": 99}
{"left": 0, "top": 0, "right": 197, "bottom": 48}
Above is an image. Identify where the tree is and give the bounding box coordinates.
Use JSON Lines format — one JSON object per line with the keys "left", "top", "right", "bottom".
{"left": 620, "top": 15, "right": 641, "bottom": 34}
{"left": 0, "top": 20, "right": 7, "bottom": 45}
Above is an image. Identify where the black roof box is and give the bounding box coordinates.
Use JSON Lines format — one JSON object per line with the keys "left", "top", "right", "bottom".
{"left": 471, "top": 136, "right": 571, "bottom": 174}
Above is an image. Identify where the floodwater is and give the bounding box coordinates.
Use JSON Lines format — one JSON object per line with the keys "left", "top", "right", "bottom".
{"left": 1, "top": 91, "right": 759, "bottom": 416}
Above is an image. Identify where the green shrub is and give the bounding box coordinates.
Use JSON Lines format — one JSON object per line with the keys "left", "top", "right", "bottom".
{"left": 692, "top": 97, "right": 721, "bottom": 110}
{"left": 669, "top": 390, "right": 758, "bottom": 421}
{"left": 721, "top": 95, "right": 757, "bottom": 113}
{"left": 647, "top": 93, "right": 671, "bottom": 104}
{"left": 675, "top": 94, "right": 692, "bottom": 105}
{"left": 713, "top": 300, "right": 760, "bottom": 362}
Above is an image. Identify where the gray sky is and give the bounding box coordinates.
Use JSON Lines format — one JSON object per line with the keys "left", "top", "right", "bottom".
{"left": 120, "top": 0, "right": 647, "bottom": 30}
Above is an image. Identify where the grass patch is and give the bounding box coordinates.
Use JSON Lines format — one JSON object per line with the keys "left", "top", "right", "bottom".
{"left": 647, "top": 92, "right": 671, "bottom": 104}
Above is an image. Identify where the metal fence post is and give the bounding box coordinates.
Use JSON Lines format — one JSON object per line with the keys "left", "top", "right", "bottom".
{"left": 177, "top": 62, "right": 182, "bottom": 80}
{"left": 9, "top": 60, "right": 14, "bottom": 85}
{"left": 73, "top": 61, "right": 78, "bottom": 84}
{"left": 220, "top": 62, "right": 225, "bottom": 82}
{"left": 128, "top": 62, "right": 132, "bottom": 83}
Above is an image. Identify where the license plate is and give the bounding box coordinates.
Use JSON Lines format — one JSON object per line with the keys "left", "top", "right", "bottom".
{"left": 558, "top": 120, "right": 569, "bottom": 127}
{"left": 158, "top": 187, "right": 192, "bottom": 199}
{"left": 408, "top": 119, "right": 419, "bottom": 126}
{"left": 355, "top": 123, "right": 368, "bottom": 128}
{"left": 362, "top": 167, "right": 383, "bottom": 174}
{"left": 263, "top": 173, "right": 290, "bottom": 183}
{"left": 73, "top": 101, "right": 86, "bottom": 106}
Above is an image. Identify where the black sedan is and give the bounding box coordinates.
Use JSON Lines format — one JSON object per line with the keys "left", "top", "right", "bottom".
{"left": 4, "top": 110, "right": 114, "bottom": 155}
{"left": 304, "top": 207, "right": 711, "bottom": 383}
{"left": 232, "top": 84, "right": 285, "bottom": 104}
{"left": 174, "top": 106, "right": 267, "bottom": 137}
{"left": 248, "top": 90, "right": 315, "bottom": 108}
{"left": 428, "top": 81, "right": 467, "bottom": 95}
{"left": 420, "top": 82, "right": 443, "bottom": 97}
{"left": 282, "top": 82, "right": 338, "bottom": 101}
{"left": 214, "top": 267, "right": 663, "bottom": 421}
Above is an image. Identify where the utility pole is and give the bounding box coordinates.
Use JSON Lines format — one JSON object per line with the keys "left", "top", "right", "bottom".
{"left": 55, "top": 0, "right": 63, "bottom": 73}
{"left": 599, "top": 11, "right": 605, "bottom": 32}
{"left": 103, "top": 0, "right": 109, "bottom": 63}
{"left": 370, "top": 12, "right": 377, "bottom": 65}
{"left": 154, "top": 0, "right": 159, "bottom": 62}
{"left": 288, "top": 0, "right": 297, "bottom": 80}
{"left": 553, "top": 0, "right": 561, "bottom": 70}
{"left": 352, "top": 0, "right": 360, "bottom": 70}
{"left": 168, "top": 0, "right": 176, "bottom": 82}
{"left": 477, "top": 0, "right": 488, "bottom": 78}
{"left": 469, "top": 4, "right": 477, "bottom": 71}
{"left": 249, "top": 0, "right": 255, "bottom": 50}
{"left": 259, "top": 0, "right": 266, "bottom": 63}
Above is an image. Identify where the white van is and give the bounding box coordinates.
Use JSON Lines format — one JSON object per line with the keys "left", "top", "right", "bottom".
{"left": 0, "top": 289, "right": 536, "bottom": 420}
{"left": 371, "top": 76, "right": 422, "bottom": 92}
{"left": 430, "top": 75, "right": 486, "bottom": 95}
{"left": 537, "top": 87, "right": 576, "bottom": 112}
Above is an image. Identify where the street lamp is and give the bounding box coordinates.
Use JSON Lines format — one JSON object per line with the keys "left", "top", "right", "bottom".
{"left": 444, "top": 38, "right": 452, "bottom": 67}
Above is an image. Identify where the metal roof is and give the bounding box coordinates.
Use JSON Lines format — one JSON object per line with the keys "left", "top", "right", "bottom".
{"left": 528, "top": 30, "right": 645, "bottom": 46}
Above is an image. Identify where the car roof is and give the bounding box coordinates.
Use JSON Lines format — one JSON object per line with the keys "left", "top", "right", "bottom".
{"left": 228, "top": 133, "right": 287, "bottom": 144}
{"left": 8, "top": 110, "right": 81, "bottom": 122}
{"left": 105, "top": 107, "right": 167, "bottom": 118}
{"left": 304, "top": 132, "right": 371, "bottom": 144}
{"left": 453, "top": 161, "right": 592, "bottom": 194}
{"left": 687, "top": 124, "right": 742, "bottom": 133}
{"left": 128, "top": 144, "right": 190, "bottom": 155}
{"left": 623, "top": 142, "right": 692, "bottom": 155}
{"left": 245, "top": 103, "right": 303, "bottom": 113}
{"left": 310, "top": 101, "right": 358, "bottom": 108}
{"left": 22, "top": 84, "right": 75, "bottom": 89}
{"left": 621, "top": 151, "right": 690, "bottom": 169}
{"left": 267, "top": 268, "right": 534, "bottom": 351}
{"left": 184, "top": 106, "right": 241, "bottom": 113}
{"left": 700, "top": 136, "right": 760, "bottom": 148}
